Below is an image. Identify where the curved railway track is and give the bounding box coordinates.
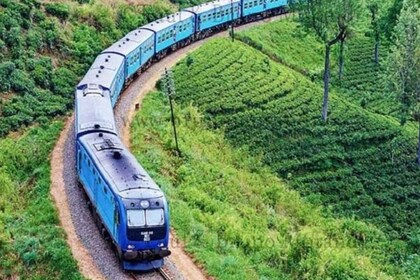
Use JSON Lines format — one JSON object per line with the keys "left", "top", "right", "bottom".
{"left": 51, "top": 14, "right": 288, "bottom": 280}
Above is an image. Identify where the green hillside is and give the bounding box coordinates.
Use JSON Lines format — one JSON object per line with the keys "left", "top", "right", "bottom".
{"left": 339, "top": 36, "right": 398, "bottom": 116}
{"left": 237, "top": 19, "right": 327, "bottom": 78}
{"left": 173, "top": 38, "right": 420, "bottom": 249}
{"left": 131, "top": 91, "right": 411, "bottom": 280}
{"left": 237, "top": 19, "right": 399, "bottom": 117}
{"left": 0, "top": 121, "right": 84, "bottom": 279}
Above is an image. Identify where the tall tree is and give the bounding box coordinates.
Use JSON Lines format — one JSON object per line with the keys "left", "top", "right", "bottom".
{"left": 382, "top": 0, "right": 404, "bottom": 41}
{"left": 294, "top": 0, "right": 360, "bottom": 121}
{"left": 368, "top": 0, "right": 381, "bottom": 65}
{"left": 387, "top": 0, "right": 420, "bottom": 163}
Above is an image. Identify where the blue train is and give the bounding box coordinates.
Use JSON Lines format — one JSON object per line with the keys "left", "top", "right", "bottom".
{"left": 75, "top": 0, "right": 288, "bottom": 271}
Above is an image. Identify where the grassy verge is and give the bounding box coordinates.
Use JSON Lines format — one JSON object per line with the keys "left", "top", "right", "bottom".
{"left": 0, "top": 120, "right": 84, "bottom": 280}
{"left": 172, "top": 38, "right": 420, "bottom": 255}
{"left": 131, "top": 91, "right": 412, "bottom": 280}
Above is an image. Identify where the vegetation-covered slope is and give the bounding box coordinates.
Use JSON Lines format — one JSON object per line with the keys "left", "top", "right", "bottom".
{"left": 173, "top": 38, "right": 420, "bottom": 248}
{"left": 338, "top": 36, "right": 398, "bottom": 116}
{"left": 237, "top": 19, "right": 399, "bottom": 117}
{"left": 0, "top": 121, "right": 84, "bottom": 279}
{"left": 237, "top": 19, "right": 327, "bottom": 78}
{"left": 131, "top": 91, "right": 412, "bottom": 280}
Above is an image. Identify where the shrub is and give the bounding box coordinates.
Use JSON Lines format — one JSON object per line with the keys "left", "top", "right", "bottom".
{"left": 45, "top": 3, "right": 70, "bottom": 22}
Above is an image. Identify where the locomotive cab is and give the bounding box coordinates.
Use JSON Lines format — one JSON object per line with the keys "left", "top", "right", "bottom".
{"left": 117, "top": 181, "right": 171, "bottom": 270}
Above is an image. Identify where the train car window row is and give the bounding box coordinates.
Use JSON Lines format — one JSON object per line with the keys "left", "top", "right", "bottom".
{"left": 129, "top": 52, "right": 141, "bottom": 66}
{"left": 158, "top": 30, "right": 175, "bottom": 43}
{"left": 202, "top": 7, "right": 237, "bottom": 23}
{"left": 177, "top": 22, "right": 190, "bottom": 32}
{"left": 143, "top": 40, "right": 153, "bottom": 54}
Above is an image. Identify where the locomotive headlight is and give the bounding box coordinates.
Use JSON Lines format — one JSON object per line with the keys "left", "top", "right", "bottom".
{"left": 140, "top": 200, "right": 150, "bottom": 209}
{"left": 128, "top": 244, "right": 135, "bottom": 249}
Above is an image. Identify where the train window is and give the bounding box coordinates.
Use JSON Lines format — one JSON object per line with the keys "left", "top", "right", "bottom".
{"left": 88, "top": 159, "right": 91, "bottom": 167}
{"left": 93, "top": 169, "right": 96, "bottom": 175}
{"left": 244, "top": 3, "right": 248, "bottom": 8}
{"left": 146, "top": 209, "right": 164, "bottom": 226}
{"left": 114, "top": 209, "right": 120, "bottom": 225}
{"left": 103, "top": 186, "right": 107, "bottom": 194}
{"left": 127, "top": 210, "right": 146, "bottom": 227}
{"left": 254, "top": 1, "right": 258, "bottom": 5}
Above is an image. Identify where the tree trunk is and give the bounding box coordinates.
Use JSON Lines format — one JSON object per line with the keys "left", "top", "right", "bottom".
{"left": 374, "top": 38, "right": 379, "bottom": 65}
{"left": 417, "top": 120, "right": 420, "bottom": 165}
{"left": 322, "top": 44, "right": 331, "bottom": 122}
{"left": 339, "top": 38, "right": 345, "bottom": 81}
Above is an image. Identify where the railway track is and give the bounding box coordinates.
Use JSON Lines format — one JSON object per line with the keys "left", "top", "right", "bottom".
{"left": 129, "top": 266, "right": 174, "bottom": 280}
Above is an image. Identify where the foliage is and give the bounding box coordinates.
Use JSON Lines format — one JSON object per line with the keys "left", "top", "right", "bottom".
{"left": 239, "top": 19, "right": 400, "bottom": 119}
{"left": 386, "top": 0, "right": 419, "bottom": 126}
{"left": 45, "top": 3, "right": 70, "bottom": 22}
{"left": 169, "top": 0, "right": 210, "bottom": 9}
{"left": 0, "top": 0, "right": 173, "bottom": 137}
{"left": 382, "top": 0, "right": 404, "bottom": 41}
{"left": 0, "top": 121, "right": 84, "bottom": 280}
{"left": 172, "top": 39, "right": 420, "bottom": 256}
{"left": 293, "top": 0, "right": 362, "bottom": 121}
{"left": 131, "top": 91, "right": 413, "bottom": 280}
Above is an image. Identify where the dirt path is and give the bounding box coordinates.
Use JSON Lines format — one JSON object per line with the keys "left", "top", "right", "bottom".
{"left": 50, "top": 15, "right": 286, "bottom": 280}
{"left": 50, "top": 115, "right": 106, "bottom": 280}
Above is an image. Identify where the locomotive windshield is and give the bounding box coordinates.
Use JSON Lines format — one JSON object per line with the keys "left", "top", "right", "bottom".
{"left": 127, "top": 210, "right": 146, "bottom": 227}
{"left": 145, "top": 209, "right": 164, "bottom": 226}
{"left": 127, "top": 209, "right": 164, "bottom": 227}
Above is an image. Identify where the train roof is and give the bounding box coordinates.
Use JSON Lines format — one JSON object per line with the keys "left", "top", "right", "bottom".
{"left": 140, "top": 11, "right": 194, "bottom": 32}
{"left": 77, "top": 53, "right": 124, "bottom": 90}
{"left": 79, "top": 133, "right": 163, "bottom": 200}
{"left": 102, "top": 29, "right": 154, "bottom": 56}
{"left": 184, "top": 0, "right": 241, "bottom": 14}
{"left": 75, "top": 84, "right": 117, "bottom": 137}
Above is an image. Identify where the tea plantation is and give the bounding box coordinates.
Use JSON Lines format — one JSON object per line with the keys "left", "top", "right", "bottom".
{"left": 173, "top": 38, "right": 420, "bottom": 255}
{"left": 131, "top": 91, "right": 413, "bottom": 280}
{"left": 236, "top": 19, "right": 399, "bottom": 117}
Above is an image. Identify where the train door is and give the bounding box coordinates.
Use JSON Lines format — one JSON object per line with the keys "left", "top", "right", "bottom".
{"left": 172, "top": 25, "right": 177, "bottom": 43}
{"left": 114, "top": 200, "right": 120, "bottom": 241}
{"left": 264, "top": 0, "right": 267, "bottom": 10}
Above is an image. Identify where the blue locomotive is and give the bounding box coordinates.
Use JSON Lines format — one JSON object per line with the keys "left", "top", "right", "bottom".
{"left": 75, "top": 0, "right": 288, "bottom": 271}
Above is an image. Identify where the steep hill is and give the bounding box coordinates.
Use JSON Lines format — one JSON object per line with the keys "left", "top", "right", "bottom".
{"left": 131, "top": 91, "right": 412, "bottom": 280}
{"left": 173, "top": 38, "right": 420, "bottom": 248}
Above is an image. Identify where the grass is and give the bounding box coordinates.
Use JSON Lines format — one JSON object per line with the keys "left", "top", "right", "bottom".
{"left": 131, "top": 91, "right": 413, "bottom": 280}
{"left": 0, "top": 120, "right": 84, "bottom": 280}
{"left": 237, "top": 19, "right": 329, "bottom": 79}
{"left": 172, "top": 37, "right": 420, "bottom": 254}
